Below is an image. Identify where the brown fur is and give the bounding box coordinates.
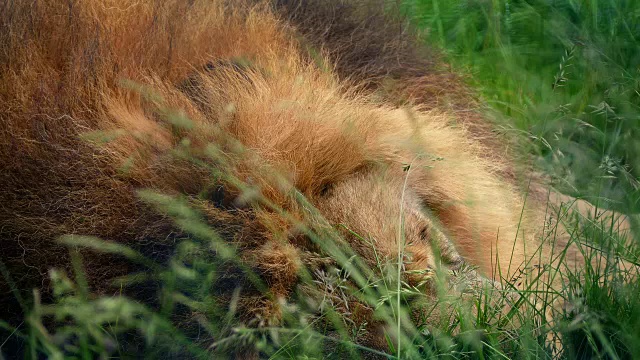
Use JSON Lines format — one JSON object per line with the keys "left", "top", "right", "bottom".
{"left": 267, "top": 0, "right": 514, "bottom": 169}
{"left": 0, "top": 0, "right": 625, "bottom": 356}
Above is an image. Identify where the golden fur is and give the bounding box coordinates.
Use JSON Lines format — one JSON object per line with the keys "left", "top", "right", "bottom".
{"left": 0, "top": 0, "right": 627, "bottom": 356}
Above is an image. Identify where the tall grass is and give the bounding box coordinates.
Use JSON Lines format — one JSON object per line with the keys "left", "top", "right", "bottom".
{"left": 406, "top": 0, "right": 640, "bottom": 215}
{"left": 2, "top": 90, "right": 638, "bottom": 358}
{"left": 402, "top": 0, "right": 640, "bottom": 358}
{"left": 2, "top": 1, "right": 640, "bottom": 359}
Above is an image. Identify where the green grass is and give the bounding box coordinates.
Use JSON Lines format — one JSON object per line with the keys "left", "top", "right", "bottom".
{"left": 406, "top": 0, "right": 640, "bottom": 214}
{"left": 3, "top": 193, "right": 638, "bottom": 358}
{"left": 3, "top": 0, "right": 640, "bottom": 358}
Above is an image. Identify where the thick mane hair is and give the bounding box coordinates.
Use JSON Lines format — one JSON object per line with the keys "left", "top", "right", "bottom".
{"left": 0, "top": 0, "right": 608, "bottom": 357}
{"left": 267, "top": 0, "right": 516, "bottom": 168}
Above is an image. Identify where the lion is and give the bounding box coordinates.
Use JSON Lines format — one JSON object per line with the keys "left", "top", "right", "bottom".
{"left": 0, "top": 0, "right": 631, "bottom": 358}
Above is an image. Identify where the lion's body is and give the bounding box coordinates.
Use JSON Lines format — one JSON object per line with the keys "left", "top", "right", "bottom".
{"left": 0, "top": 0, "right": 594, "bottom": 356}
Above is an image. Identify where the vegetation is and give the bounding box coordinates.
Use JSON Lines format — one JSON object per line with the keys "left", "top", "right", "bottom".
{"left": 2, "top": 0, "right": 640, "bottom": 359}
{"left": 405, "top": 0, "right": 640, "bottom": 357}
{"left": 407, "top": 0, "right": 640, "bottom": 214}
